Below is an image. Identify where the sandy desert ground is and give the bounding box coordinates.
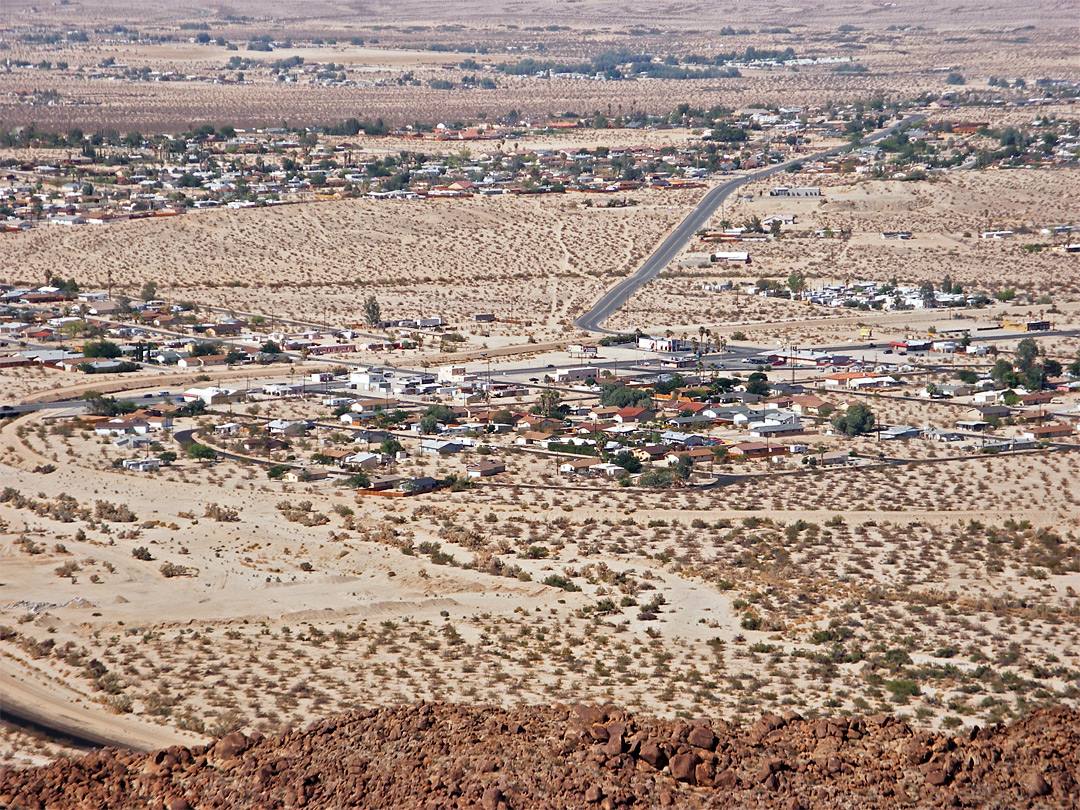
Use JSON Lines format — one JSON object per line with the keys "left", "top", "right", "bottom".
{"left": 0, "top": 1, "right": 1077, "bottom": 131}
{"left": 3, "top": 188, "right": 705, "bottom": 337}
{"left": 1, "top": 390, "right": 1077, "bottom": 766}
{"left": 2, "top": 0, "right": 1079, "bottom": 783}
{"left": 608, "top": 168, "right": 1080, "bottom": 332}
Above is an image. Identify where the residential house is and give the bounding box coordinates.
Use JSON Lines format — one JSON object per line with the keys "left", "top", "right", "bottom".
{"left": 592, "top": 462, "right": 626, "bottom": 477}
{"left": 587, "top": 406, "right": 620, "bottom": 421}
{"left": 1021, "top": 423, "right": 1074, "bottom": 440}
{"left": 282, "top": 469, "right": 330, "bottom": 483}
{"left": 266, "top": 419, "right": 310, "bottom": 436}
{"left": 177, "top": 353, "right": 228, "bottom": 369}
{"left": 790, "top": 395, "right": 829, "bottom": 416}
{"left": 466, "top": 458, "right": 506, "bottom": 478}
{"left": 399, "top": 476, "right": 439, "bottom": 494}
{"left": 559, "top": 457, "right": 600, "bottom": 475}
{"left": 95, "top": 418, "right": 148, "bottom": 436}
{"left": 182, "top": 386, "right": 239, "bottom": 405}
{"left": 369, "top": 474, "right": 407, "bottom": 491}
{"left": 727, "top": 441, "right": 772, "bottom": 459}
{"left": 973, "top": 390, "right": 1006, "bottom": 406}
{"left": 420, "top": 439, "right": 465, "bottom": 456}
{"left": 343, "top": 451, "right": 381, "bottom": 469}
{"left": 614, "top": 406, "right": 655, "bottom": 424}
{"left": 663, "top": 446, "right": 717, "bottom": 467}
{"left": 314, "top": 448, "right": 354, "bottom": 464}
{"left": 820, "top": 451, "right": 851, "bottom": 468}
{"left": 749, "top": 420, "right": 804, "bottom": 438}
{"left": 205, "top": 323, "right": 243, "bottom": 338}
{"left": 660, "top": 431, "right": 705, "bottom": 447}
{"left": 340, "top": 412, "right": 374, "bottom": 425}
{"left": 1020, "top": 391, "right": 1055, "bottom": 406}
{"left": 970, "top": 404, "right": 1010, "bottom": 420}
{"left": 632, "top": 445, "right": 670, "bottom": 463}
{"left": 122, "top": 458, "right": 161, "bottom": 472}
{"left": 879, "top": 425, "right": 922, "bottom": 440}
{"left": 112, "top": 435, "right": 155, "bottom": 450}
{"left": 516, "top": 415, "right": 563, "bottom": 432}
{"left": 514, "top": 430, "right": 546, "bottom": 447}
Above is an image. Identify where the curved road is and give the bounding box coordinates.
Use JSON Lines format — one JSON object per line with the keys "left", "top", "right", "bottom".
{"left": 574, "top": 114, "right": 925, "bottom": 333}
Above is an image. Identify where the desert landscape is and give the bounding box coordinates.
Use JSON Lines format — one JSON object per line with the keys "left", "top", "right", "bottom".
{"left": 1, "top": 1, "right": 1079, "bottom": 808}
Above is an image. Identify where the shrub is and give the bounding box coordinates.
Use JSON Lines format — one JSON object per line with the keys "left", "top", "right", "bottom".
{"left": 543, "top": 574, "right": 581, "bottom": 592}
{"left": 885, "top": 678, "right": 922, "bottom": 698}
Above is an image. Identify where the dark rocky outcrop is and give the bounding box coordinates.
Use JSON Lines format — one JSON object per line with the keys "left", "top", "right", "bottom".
{"left": 1, "top": 704, "right": 1077, "bottom": 809}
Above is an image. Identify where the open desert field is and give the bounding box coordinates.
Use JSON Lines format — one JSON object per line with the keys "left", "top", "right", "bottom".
{"left": 2, "top": 187, "right": 704, "bottom": 338}
{"left": 1, "top": 1, "right": 1077, "bottom": 132}
{"left": 2, "top": 2, "right": 1080, "bottom": 807}
{"left": 608, "top": 168, "right": 1080, "bottom": 332}
{"left": 1, "top": 394, "right": 1077, "bottom": 768}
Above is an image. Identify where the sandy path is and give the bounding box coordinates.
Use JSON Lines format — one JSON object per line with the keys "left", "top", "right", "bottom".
{"left": 1, "top": 651, "right": 208, "bottom": 752}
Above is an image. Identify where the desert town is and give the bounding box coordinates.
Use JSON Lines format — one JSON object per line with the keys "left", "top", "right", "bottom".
{"left": 0, "top": 2, "right": 1079, "bottom": 809}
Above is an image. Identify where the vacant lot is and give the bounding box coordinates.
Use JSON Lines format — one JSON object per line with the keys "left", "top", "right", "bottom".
{"left": 3, "top": 188, "right": 702, "bottom": 335}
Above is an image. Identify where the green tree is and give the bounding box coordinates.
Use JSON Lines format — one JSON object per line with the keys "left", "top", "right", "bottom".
{"left": 746, "top": 371, "right": 770, "bottom": 397}
{"left": 599, "top": 383, "right": 652, "bottom": 409}
{"left": 363, "top": 295, "right": 382, "bottom": 328}
{"left": 267, "top": 464, "right": 289, "bottom": 479}
{"left": 341, "top": 471, "right": 371, "bottom": 488}
{"left": 990, "top": 358, "right": 1019, "bottom": 387}
{"left": 537, "top": 389, "right": 563, "bottom": 418}
{"left": 743, "top": 215, "right": 764, "bottom": 234}
{"left": 491, "top": 409, "right": 515, "bottom": 425}
{"left": 82, "top": 340, "right": 122, "bottom": 359}
{"left": 612, "top": 452, "right": 642, "bottom": 474}
{"left": 380, "top": 437, "right": 404, "bottom": 456}
{"left": 185, "top": 442, "right": 217, "bottom": 461}
{"left": 190, "top": 341, "right": 221, "bottom": 357}
{"left": 673, "top": 453, "right": 693, "bottom": 480}
{"left": 81, "top": 391, "right": 136, "bottom": 417}
{"left": 1014, "top": 338, "right": 1038, "bottom": 373}
{"left": 787, "top": 273, "right": 807, "bottom": 295}
{"left": 831, "top": 403, "right": 875, "bottom": 436}
{"left": 260, "top": 340, "right": 282, "bottom": 355}
{"left": 1067, "top": 349, "right": 1080, "bottom": 377}
{"left": 140, "top": 281, "right": 158, "bottom": 301}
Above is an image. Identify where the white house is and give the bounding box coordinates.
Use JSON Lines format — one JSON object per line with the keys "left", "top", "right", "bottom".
{"left": 182, "top": 386, "right": 238, "bottom": 406}
{"left": 343, "top": 451, "right": 381, "bottom": 469}
{"left": 122, "top": 458, "right": 161, "bottom": 472}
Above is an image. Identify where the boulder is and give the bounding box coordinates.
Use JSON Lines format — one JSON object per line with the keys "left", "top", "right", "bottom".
{"left": 638, "top": 742, "right": 666, "bottom": 770}
{"left": 481, "top": 786, "right": 503, "bottom": 810}
{"left": 687, "top": 726, "right": 717, "bottom": 751}
{"left": 669, "top": 751, "right": 700, "bottom": 784}
{"left": 1023, "top": 772, "right": 1050, "bottom": 797}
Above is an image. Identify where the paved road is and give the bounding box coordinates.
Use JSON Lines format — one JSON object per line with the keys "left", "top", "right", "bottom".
{"left": 574, "top": 114, "right": 926, "bottom": 333}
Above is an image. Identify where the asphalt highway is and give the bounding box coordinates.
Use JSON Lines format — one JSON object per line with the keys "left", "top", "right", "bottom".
{"left": 574, "top": 114, "right": 926, "bottom": 333}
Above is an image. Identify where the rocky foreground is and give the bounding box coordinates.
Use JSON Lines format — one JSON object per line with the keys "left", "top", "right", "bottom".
{"left": 1, "top": 703, "right": 1077, "bottom": 809}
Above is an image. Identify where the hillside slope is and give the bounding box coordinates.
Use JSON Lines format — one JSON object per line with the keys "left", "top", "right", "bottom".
{"left": 1, "top": 703, "right": 1077, "bottom": 809}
